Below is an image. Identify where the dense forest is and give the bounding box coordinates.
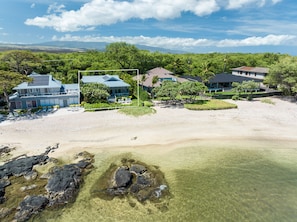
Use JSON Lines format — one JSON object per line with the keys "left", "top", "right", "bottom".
{"left": 0, "top": 42, "right": 297, "bottom": 98}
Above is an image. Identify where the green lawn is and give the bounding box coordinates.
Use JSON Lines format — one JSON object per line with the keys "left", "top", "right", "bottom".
{"left": 184, "top": 99, "right": 238, "bottom": 110}
{"left": 118, "top": 106, "right": 156, "bottom": 117}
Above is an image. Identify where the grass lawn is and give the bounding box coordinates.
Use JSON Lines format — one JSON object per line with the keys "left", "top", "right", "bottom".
{"left": 184, "top": 99, "right": 238, "bottom": 110}
{"left": 118, "top": 106, "right": 156, "bottom": 117}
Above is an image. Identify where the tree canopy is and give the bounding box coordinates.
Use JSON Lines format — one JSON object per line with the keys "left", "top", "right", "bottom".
{"left": 179, "top": 81, "right": 207, "bottom": 102}
{"left": 232, "top": 80, "right": 260, "bottom": 100}
{"left": 1, "top": 50, "right": 40, "bottom": 74}
{"left": 80, "top": 83, "right": 110, "bottom": 103}
{"left": 265, "top": 57, "right": 297, "bottom": 96}
{"left": 0, "top": 70, "right": 32, "bottom": 110}
{"left": 0, "top": 43, "right": 293, "bottom": 106}
{"left": 154, "top": 81, "right": 180, "bottom": 100}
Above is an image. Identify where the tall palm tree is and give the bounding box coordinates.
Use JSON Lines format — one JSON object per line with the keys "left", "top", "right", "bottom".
{"left": 140, "top": 74, "right": 147, "bottom": 89}
{"left": 200, "top": 61, "right": 215, "bottom": 83}
{"left": 152, "top": 75, "right": 159, "bottom": 87}
{"left": 151, "top": 75, "right": 159, "bottom": 99}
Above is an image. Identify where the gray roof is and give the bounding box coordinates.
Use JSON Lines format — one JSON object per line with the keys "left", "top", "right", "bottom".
{"left": 13, "top": 72, "right": 62, "bottom": 90}
{"left": 64, "top": 84, "right": 79, "bottom": 90}
{"left": 182, "top": 73, "right": 263, "bottom": 83}
{"left": 81, "top": 75, "right": 130, "bottom": 88}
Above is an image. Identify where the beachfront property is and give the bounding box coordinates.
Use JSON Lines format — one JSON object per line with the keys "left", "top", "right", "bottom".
{"left": 137, "top": 67, "right": 267, "bottom": 93}
{"left": 9, "top": 72, "right": 79, "bottom": 109}
{"left": 81, "top": 75, "right": 130, "bottom": 101}
{"left": 231, "top": 66, "right": 269, "bottom": 80}
{"left": 182, "top": 73, "right": 263, "bottom": 92}
{"left": 137, "top": 67, "right": 188, "bottom": 92}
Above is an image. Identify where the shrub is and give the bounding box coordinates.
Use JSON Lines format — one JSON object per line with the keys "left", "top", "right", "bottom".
{"left": 232, "top": 94, "right": 240, "bottom": 100}
{"left": 143, "top": 101, "right": 153, "bottom": 107}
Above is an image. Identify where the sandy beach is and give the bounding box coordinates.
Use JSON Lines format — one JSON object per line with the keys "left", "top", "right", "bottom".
{"left": 0, "top": 97, "right": 297, "bottom": 159}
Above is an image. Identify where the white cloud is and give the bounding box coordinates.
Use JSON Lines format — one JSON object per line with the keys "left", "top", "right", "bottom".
{"left": 52, "top": 34, "right": 296, "bottom": 50}
{"left": 193, "top": 0, "right": 219, "bottom": 16}
{"left": 47, "top": 3, "right": 66, "bottom": 14}
{"left": 30, "top": 3, "right": 35, "bottom": 8}
{"left": 272, "top": 0, "right": 282, "bottom": 4}
{"left": 226, "top": 0, "right": 265, "bottom": 9}
{"left": 25, "top": 0, "right": 281, "bottom": 32}
{"left": 217, "top": 34, "right": 296, "bottom": 47}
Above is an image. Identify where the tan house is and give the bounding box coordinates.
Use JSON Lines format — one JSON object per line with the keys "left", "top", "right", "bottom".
{"left": 137, "top": 67, "right": 188, "bottom": 92}
{"left": 231, "top": 66, "right": 269, "bottom": 80}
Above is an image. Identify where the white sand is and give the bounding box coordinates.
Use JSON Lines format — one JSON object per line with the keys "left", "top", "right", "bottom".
{"left": 1, "top": 97, "right": 297, "bottom": 159}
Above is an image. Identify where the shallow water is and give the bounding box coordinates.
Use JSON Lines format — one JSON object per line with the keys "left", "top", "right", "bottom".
{"left": 33, "top": 140, "right": 297, "bottom": 222}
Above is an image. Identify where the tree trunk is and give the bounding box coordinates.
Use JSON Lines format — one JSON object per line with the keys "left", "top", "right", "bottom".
{"left": 3, "top": 90, "right": 12, "bottom": 113}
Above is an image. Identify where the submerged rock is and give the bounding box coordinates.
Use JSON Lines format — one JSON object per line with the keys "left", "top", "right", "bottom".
{"left": 14, "top": 195, "right": 49, "bottom": 222}
{"left": 113, "top": 166, "right": 132, "bottom": 188}
{"left": 46, "top": 158, "right": 92, "bottom": 206}
{"left": 46, "top": 164, "right": 83, "bottom": 206}
{"left": 94, "top": 159, "right": 170, "bottom": 203}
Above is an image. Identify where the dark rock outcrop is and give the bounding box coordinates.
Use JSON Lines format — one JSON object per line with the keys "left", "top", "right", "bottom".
{"left": 46, "top": 159, "right": 92, "bottom": 206}
{"left": 113, "top": 166, "right": 132, "bottom": 188}
{"left": 14, "top": 195, "right": 49, "bottom": 222}
{"left": 0, "top": 145, "right": 94, "bottom": 221}
{"left": 0, "top": 179, "right": 11, "bottom": 204}
{"left": 0, "top": 154, "right": 49, "bottom": 179}
{"left": 97, "top": 160, "right": 169, "bottom": 203}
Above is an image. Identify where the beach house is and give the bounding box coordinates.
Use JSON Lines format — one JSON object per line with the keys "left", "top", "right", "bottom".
{"left": 137, "top": 67, "right": 188, "bottom": 92}
{"left": 182, "top": 73, "right": 263, "bottom": 92}
{"left": 9, "top": 72, "right": 79, "bottom": 109}
{"left": 231, "top": 66, "right": 269, "bottom": 80}
{"left": 81, "top": 75, "right": 130, "bottom": 101}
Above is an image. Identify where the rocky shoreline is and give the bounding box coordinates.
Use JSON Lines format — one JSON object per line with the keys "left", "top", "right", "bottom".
{"left": 0, "top": 145, "right": 171, "bottom": 221}
{"left": 0, "top": 145, "right": 94, "bottom": 222}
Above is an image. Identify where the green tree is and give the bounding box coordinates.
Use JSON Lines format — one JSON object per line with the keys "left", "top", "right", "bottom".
{"left": 0, "top": 70, "right": 31, "bottom": 111}
{"left": 265, "top": 57, "right": 297, "bottom": 96}
{"left": 199, "top": 61, "right": 215, "bottom": 83}
{"left": 80, "top": 83, "right": 110, "bottom": 103}
{"left": 152, "top": 76, "right": 159, "bottom": 87}
{"left": 154, "top": 81, "right": 180, "bottom": 101}
{"left": 232, "top": 80, "right": 259, "bottom": 100}
{"left": 179, "top": 81, "right": 207, "bottom": 102}
{"left": 105, "top": 42, "right": 140, "bottom": 69}
{"left": 119, "top": 73, "right": 136, "bottom": 97}
{"left": 140, "top": 74, "right": 147, "bottom": 89}
{"left": 1, "top": 50, "right": 40, "bottom": 74}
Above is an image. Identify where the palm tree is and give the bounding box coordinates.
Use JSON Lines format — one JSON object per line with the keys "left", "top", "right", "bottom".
{"left": 151, "top": 75, "right": 159, "bottom": 99}
{"left": 200, "top": 61, "right": 215, "bottom": 83}
{"left": 140, "top": 74, "right": 147, "bottom": 89}
{"left": 152, "top": 75, "right": 159, "bottom": 87}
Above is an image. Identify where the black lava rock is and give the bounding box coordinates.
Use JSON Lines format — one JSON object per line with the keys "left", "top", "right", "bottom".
{"left": 14, "top": 195, "right": 49, "bottom": 222}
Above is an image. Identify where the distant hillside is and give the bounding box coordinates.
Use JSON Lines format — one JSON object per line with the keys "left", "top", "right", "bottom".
{"left": 0, "top": 41, "right": 185, "bottom": 53}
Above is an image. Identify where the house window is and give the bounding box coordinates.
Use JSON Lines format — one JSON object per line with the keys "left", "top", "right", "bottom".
{"left": 26, "top": 100, "right": 37, "bottom": 108}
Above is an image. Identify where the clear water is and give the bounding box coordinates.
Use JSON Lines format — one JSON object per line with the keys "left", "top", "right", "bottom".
{"left": 33, "top": 140, "right": 297, "bottom": 222}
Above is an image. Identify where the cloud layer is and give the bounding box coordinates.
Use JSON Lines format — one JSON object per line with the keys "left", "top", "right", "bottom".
{"left": 53, "top": 34, "right": 296, "bottom": 50}
{"left": 25, "top": 0, "right": 281, "bottom": 32}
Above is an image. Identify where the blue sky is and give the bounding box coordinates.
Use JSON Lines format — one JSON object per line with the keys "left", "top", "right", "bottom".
{"left": 0, "top": 0, "right": 297, "bottom": 54}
